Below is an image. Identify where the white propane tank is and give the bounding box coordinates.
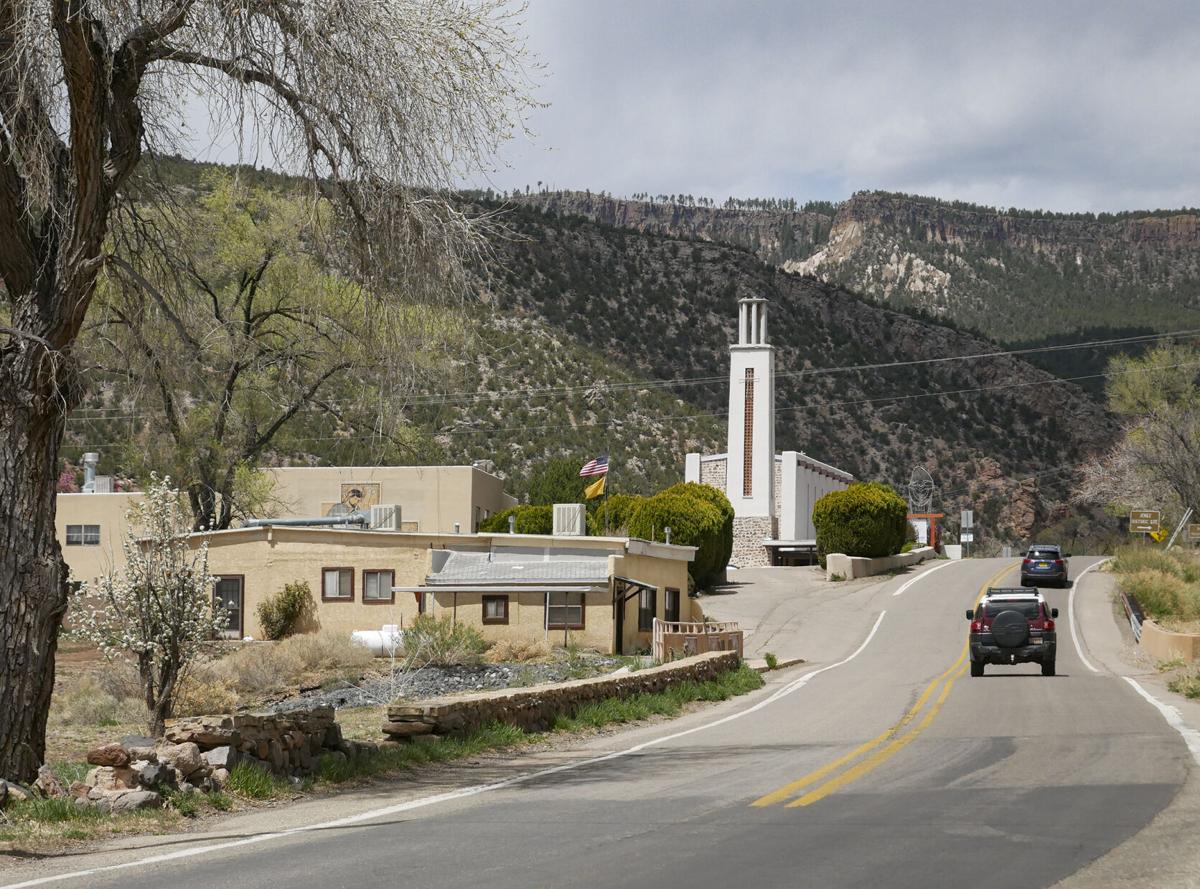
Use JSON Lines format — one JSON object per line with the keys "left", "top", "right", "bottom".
{"left": 350, "top": 625, "right": 403, "bottom": 656}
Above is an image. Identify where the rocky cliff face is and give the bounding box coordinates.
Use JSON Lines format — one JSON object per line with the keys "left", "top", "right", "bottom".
{"left": 785, "top": 193, "right": 1200, "bottom": 340}
{"left": 511, "top": 190, "right": 1200, "bottom": 343}
{"left": 507, "top": 191, "right": 832, "bottom": 265}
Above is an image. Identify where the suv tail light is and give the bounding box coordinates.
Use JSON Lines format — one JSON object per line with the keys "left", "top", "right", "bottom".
{"left": 1053, "top": 558, "right": 1064, "bottom": 566}
{"left": 1022, "top": 558, "right": 1033, "bottom": 566}
{"left": 970, "top": 619, "right": 982, "bottom": 633}
{"left": 1044, "top": 618, "right": 1055, "bottom": 632}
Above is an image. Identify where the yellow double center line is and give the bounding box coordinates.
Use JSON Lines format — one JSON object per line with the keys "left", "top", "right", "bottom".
{"left": 751, "top": 561, "right": 1015, "bottom": 809}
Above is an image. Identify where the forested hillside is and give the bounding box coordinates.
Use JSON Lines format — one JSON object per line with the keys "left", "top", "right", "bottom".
{"left": 65, "top": 157, "right": 1125, "bottom": 543}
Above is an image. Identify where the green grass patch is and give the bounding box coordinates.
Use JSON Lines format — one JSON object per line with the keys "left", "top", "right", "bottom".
{"left": 555, "top": 664, "right": 763, "bottom": 731}
{"left": 1168, "top": 671, "right": 1200, "bottom": 699}
{"left": 318, "top": 665, "right": 764, "bottom": 787}
{"left": 224, "top": 762, "right": 296, "bottom": 800}
{"left": 317, "top": 722, "right": 530, "bottom": 785}
{"left": 51, "top": 761, "right": 91, "bottom": 785}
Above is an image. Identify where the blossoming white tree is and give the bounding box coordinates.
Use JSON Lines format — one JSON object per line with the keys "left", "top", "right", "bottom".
{"left": 75, "top": 476, "right": 229, "bottom": 735}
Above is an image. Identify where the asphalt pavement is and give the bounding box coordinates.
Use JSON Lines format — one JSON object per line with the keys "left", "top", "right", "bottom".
{"left": 4, "top": 557, "right": 1194, "bottom": 889}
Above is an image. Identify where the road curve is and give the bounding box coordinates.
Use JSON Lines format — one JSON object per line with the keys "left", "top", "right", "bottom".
{"left": 5, "top": 557, "right": 1192, "bottom": 889}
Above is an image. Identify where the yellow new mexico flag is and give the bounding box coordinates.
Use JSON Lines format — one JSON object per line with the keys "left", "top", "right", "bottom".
{"left": 584, "top": 475, "right": 606, "bottom": 500}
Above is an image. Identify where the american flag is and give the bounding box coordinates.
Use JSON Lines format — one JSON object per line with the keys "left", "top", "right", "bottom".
{"left": 579, "top": 455, "right": 609, "bottom": 477}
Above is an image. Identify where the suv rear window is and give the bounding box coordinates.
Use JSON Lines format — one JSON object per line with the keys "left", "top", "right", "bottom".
{"left": 1027, "top": 549, "right": 1059, "bottom": 559}
{"left": 984, "top": 601, "right": 1041, "bottom": 620}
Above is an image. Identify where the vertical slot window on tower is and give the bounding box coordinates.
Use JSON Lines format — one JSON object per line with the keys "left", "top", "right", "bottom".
{"left": 743, "top": 368, "right": 755, "bottom": 497}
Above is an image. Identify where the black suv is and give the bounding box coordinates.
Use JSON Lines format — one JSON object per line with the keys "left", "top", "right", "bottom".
{"left": 1021, "top": 544, "right": 1069, "bottom": 588}
{"left": 966, "top": 589, "right": 1058, "bottom": 677}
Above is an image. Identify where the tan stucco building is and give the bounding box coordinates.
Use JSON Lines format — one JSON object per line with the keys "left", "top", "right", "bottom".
{"left": 56, "top": 463, "right": 517, "bottom": 586}
{"left": 196, "top": 527, "right": 696, "bottom": 655}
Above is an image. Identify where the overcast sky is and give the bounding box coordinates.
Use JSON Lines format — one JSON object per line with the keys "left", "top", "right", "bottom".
{"left": 191, "top": 0, "right": 1200, "bottom": 213}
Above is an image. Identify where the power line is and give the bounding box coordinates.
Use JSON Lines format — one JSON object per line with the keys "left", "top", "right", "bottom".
{"left": 67, "top": 357, "right": 1200, "bottom": 446}
{"left": 66, "top": 325, "right": 1200, "bottom": 418}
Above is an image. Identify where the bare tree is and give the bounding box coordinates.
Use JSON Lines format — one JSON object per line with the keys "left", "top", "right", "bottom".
{"left": 0, "top": 0, "right": 534, "bottom": 781}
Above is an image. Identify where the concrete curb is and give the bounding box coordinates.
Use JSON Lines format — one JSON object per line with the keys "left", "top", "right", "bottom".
{"left": 748, "top": 657, "right": 806, "bottom": 674}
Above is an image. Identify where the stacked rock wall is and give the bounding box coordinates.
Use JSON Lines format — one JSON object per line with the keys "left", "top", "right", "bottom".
{"left": 384, "top": 650, "right": 741, "bottom": 738}
{"left": 55, "top": 707, "right": 369, "bottom": 813}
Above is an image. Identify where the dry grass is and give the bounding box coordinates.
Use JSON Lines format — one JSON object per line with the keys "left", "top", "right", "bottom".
{"left": 334, "top": 704, "right": 389, "bottom": 742}
{"left": 483, "top": 638, "right": 555, "bottom": 664}
{"left": 173, "top": 631, "right": 378, "bottom": 715}
{"left": 1112, "top": 546, "right": 1200, "bottom": 630}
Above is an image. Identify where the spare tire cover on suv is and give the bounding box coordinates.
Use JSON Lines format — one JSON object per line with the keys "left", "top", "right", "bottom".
{"left": 990, "top": 610, "right": 1030, "bottom": 648}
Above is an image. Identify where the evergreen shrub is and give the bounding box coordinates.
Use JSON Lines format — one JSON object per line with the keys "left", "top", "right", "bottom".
{"left": 628, "top": 484, "right": 732, "bottom": 589}
{"left": 813, "top": 482, "right": 909, "bottom": 566}
{"left": 478, "top": 505, "right": 554, "bottom": 535}
{"left": 255, "top": 581, "right": 313, "bottom": 641}
{"left": 587, "top": 493, "right": 645, "bottom": 536}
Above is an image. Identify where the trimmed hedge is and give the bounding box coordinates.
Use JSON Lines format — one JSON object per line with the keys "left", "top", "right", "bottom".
{"left": 627, "top": 483, "right": 732, "bottom": 589}
{"left": 813, "top": 482, "right": 909, "bottom": 566}
{"left": 587, "top": 493, "right": 645, "bottom": 536}
{"left": 478, "top": 505, "right": 553, "bottom": 535}
{"left": 662, "top": 482, "right": 734, "bottom": 573}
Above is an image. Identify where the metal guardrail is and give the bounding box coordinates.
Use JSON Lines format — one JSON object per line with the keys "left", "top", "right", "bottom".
{"left": 1121, "top": 591, "right": 1145, "bottom": 643}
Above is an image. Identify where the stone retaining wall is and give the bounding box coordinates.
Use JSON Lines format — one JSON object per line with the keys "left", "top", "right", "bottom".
{"left": 384, "top": 650, "right": 741, "bottom": 738}
{"left": 50, "top": 707, "right": 375, "bottom": 814}
{"left": 825, "top": 546, "right": 935, "bottom": 580}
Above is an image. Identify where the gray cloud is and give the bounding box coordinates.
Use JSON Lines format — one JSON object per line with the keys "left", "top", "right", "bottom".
{"left": 184, "top": 0, "right": 1200, "bottom": 212}
{"left": 479, "top": 0, "right": 1200, "bottom": 211}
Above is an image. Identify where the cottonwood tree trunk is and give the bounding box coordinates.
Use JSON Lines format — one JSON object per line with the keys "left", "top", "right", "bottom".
{"left": 0, "top": 343, "right": 81, "bottom": 781}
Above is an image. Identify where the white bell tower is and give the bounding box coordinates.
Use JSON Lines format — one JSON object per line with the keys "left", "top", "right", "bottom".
{"left": 726, "top": 297, "right": 775, "bottom": 521}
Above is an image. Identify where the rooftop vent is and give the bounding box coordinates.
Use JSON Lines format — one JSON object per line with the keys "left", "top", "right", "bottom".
{"left": 369, "top": 504, "right": 401, "bottom": 531}
{"left": 553, "top": 503, "right": 586, "bottom": 537}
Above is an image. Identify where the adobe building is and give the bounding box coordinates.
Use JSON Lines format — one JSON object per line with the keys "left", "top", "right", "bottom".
{"left": 56, "top": 459, "right": 517, "bottom": 585}
{"left": 194, "top": 526, "right": 695, "bottom": 655}
{"left": 684, "top": 297, "right": 853, "bottom": 567}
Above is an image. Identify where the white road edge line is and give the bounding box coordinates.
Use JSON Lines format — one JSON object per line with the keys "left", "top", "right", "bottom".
{"left": 1068, "top": 558, "right": 1110, "bottom": 673}
{"left": 892, "top": 559, "right": 955, "bottom": 596}
{"left": 1122, "top": 677, "right": 1200, "bottom": 766}
{"left": 0, "top": 614, "right": 889, "bottom": 889}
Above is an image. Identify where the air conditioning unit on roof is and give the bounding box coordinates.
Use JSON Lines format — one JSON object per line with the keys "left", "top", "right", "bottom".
{"left": 369, "top": 504, "right": 401, "bottom": 531}
{"left": 553, "top": 503, "right": 586, "bottom": 536}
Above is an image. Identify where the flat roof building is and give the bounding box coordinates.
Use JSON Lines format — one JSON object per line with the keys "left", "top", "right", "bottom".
{"left": 57, "top": 461, "right": 517, "bottom": 585}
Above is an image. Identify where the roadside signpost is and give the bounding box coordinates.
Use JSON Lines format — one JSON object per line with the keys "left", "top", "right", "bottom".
{"left": 1188, "top": 523, "right": 1200, "bottom": 542}
{"left": 960, "top": 509, "right": 974, "bottom": 557}
{"left": 1129, "top": 510, "right": 1161, "bottom": 535}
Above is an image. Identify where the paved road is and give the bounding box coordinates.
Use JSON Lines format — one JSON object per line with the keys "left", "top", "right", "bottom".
{"left": 6, "top": 557, "right": 1192, "bottom": 889}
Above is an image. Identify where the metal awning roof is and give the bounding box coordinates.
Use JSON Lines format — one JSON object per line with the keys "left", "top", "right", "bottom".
{"left": 394, "top": 583, "right": 607, "bottom": 594}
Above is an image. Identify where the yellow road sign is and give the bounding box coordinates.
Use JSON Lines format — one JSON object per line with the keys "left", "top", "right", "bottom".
{"left": 1150, "top": 529, "right": 1168, "bottom": 542}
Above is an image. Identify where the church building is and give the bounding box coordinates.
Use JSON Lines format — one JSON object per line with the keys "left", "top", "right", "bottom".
{"left": 684, "top": 296, "right": 854, "bottom": 567}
